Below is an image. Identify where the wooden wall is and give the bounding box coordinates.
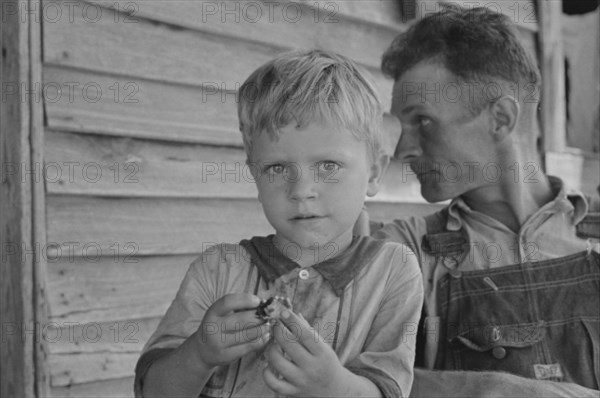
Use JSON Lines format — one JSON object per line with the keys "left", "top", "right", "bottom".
{"left": 40, "top": 1, "right": 439, "bottom": 396}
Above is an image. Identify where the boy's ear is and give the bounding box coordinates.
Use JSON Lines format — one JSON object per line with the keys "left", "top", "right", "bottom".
{"left": 382, "top": 113, "right": 402, "bottom": 158}
{"left": 366, "top": 154, "right": 389, "bottom": 197}
{"left": 246, "top": 158, "right": 260, "bottom": 179}
{"left": 246, "top": 158, "right": 263, "bottom": 202}
{"left": 490, "top": 96, "right": 519, "bottom": 141}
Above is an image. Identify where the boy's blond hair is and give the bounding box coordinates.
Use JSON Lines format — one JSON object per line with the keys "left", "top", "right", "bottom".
{"left": 238, "top": 49, "right": 383, "bottom": 160}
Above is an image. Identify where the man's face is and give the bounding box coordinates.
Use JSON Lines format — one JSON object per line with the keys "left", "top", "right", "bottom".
{"left": 391, "top": 61, "right": 495, "bottom": 202}
{"left": 250, "top": 120, "right": 382, "bottom": 252}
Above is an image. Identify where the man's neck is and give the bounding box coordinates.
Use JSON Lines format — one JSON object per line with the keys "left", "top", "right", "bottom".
{"left": 461, "top": 174, "right": 555, "bottom": 233}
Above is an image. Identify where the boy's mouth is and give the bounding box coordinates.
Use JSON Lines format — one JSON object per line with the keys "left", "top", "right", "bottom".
{"left": 290, "top": 214, "right": 323, "bottom": 221}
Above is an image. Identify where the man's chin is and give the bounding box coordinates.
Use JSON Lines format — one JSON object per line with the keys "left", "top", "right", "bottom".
{"left": 421, "top": 185, "right": 454, "bottom": 203}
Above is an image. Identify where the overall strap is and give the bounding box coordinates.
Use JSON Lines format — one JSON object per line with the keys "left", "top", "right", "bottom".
{"left": 422, "top": 207, "right": 467, "bottom": 257}
{"left": 415, "top": 207, "right": 467, "bottom": 368}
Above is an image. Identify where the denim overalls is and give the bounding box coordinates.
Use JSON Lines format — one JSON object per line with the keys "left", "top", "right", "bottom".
{"left": 420, "top": 207, "right": 600, "bottom": 389}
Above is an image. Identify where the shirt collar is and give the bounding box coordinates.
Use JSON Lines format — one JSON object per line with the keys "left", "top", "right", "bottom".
{"left": 546, "top": 176, "right": 588, "bottom": 224}
{"left": 240, "top": 235, "right": 385, "bottom": 297}
{"left": 444, "top": 175, "right": 589, "bottom": 229}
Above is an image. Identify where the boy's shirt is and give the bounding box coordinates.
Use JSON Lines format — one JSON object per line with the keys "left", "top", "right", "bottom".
{"left": 135, "top": 235, "right": 423, "bottom": 398}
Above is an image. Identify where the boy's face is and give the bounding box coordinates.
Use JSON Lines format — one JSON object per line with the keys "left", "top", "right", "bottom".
{"left": 249, "top": 120, "right": 385, "bottom": 254}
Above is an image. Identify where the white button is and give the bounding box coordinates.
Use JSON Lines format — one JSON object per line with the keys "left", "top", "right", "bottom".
{"left": 299, "top": 269, "right": 310, "bottom": 280}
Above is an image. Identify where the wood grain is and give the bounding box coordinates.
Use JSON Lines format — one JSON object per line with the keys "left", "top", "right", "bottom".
{"left": 51, "top": 376, "right": 134, "bottom": 397}
{"left": 44, "top": 130, "right": 256, "bottom": 198}
{"left": 1, "top": 0, "right": 38, "bottom": 395}
{"left": 50, "top": 351, "right": 139, "bottom": 387}
{"left": 45, "top": 195, "right": 274, "bottom": 256}
{"left": 87, "top": 0, "right": 404, "bottom": 69}
{"left": 47, "top": 255, "right": 194, "bottom": 323}
{"left": 44, "top": 66, "right": 241, "bottom": 146}
{"left": 43, "top": 0, "right": 393, "bottom": 110}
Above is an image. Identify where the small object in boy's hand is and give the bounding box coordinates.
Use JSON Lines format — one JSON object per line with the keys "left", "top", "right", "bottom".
{"left": 255, "top": 296, "right": 292, "bottom": 320}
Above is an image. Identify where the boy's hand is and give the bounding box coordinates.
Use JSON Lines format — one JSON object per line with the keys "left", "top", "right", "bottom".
{"left": 263, "top": 310, "right": 352, "bottom": 397}
{"left": 194, "top": 293, "right": 271, "bottom": 369}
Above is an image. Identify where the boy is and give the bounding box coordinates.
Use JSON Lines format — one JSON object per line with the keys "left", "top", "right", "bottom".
{"left": 134, "top": 49, "right": 423, "bottom": 398}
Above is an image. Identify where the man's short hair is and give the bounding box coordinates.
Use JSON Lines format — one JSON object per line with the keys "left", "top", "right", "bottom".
{"left": 238, "top": 49, "right": 383, "bottom": 159}
{"left": 381, "top": 5, "right": 541, "bottom": 114}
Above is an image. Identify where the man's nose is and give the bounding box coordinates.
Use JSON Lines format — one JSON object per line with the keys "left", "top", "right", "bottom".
{"left": 394, "top": 124, "right": 422, "bottom": 161}
{"left": 287, "top": 168, "right": 317, "bottom": 201}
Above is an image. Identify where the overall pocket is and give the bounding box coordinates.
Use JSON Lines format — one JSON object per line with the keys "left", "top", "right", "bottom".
{"left": 447, "top": 321, "right": 546, "bottom": 379}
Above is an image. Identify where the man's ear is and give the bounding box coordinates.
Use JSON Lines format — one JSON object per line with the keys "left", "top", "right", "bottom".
{"left": 490, "top": 96, "right": 519, "bottom": 140}
{"left": 367, "top": 154, "right": 389, "bottom": 197}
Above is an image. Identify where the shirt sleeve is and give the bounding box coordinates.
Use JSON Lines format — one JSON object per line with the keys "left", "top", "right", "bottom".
{"left": 346, "top": 243, "right": 424, "bottom": 398}
{"left": 133, "top": 245, "right": 233, "bottom": 396}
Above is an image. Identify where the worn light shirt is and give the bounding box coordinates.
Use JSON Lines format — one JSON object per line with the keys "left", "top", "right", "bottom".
{"left": 135, "top": 235, "right": 423, "bottom": 397}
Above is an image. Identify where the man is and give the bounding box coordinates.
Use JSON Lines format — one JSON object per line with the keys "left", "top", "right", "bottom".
{"left": 373, "top": 6, "right": 600, "bottom": 397}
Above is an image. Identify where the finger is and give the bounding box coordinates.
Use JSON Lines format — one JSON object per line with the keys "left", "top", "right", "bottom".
{"left": 222, "top": 327, "right": 271, "bottom": 358}
{"left": 272, "top": 318, "right": 311, "bottom": 365}
{"left": 211, "top": 293, "right": 262, "bottom": 316}
{"left": 220, "top": 310, "right": 267, "bottom": 333}
{"left": 263, "top": 365, "right": 298, "bottom": 397}
{"left": 278, "top": 310, "right": 322, "bottom": 356}
{"left": 225, "top": 323, "right": 271, "bottom": 347}
{"left": 266, "top": 341, "right": 301, "bottom": 382}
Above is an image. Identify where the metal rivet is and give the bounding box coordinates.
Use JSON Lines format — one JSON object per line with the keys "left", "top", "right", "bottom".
{"left": 492, "top": 346, "right": 506, "bottom": 359}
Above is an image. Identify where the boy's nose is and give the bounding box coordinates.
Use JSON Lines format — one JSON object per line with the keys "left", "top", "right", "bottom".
{"left": 287, "top": 172, "right": 317, "bottom": 201}
{"left": 394, "top": 124, "right": 422, "bottom": 161}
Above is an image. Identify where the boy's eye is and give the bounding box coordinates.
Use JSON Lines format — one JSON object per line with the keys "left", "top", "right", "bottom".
{"left": 317, "top": 161, "right": 340, "bottom": 173}
{"left": 267, "top": 164, "right": 285, "bottom": 174}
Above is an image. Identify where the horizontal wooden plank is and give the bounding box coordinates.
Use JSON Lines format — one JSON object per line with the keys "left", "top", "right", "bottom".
{"left": 44, "top": 130, "right": 256, "bottom": 198}
{"left": 46, "top": 195, "right": 435, "bottom": 257}
{"left": 43, "top": 66, "right": 241, "bottom": 146}
{"left": 434, "top": 0, "right": 538, "bottom": 31}
{"left": 47, "top": 254, "right": 194, "bottom": 322}
{"left": 87, "top": 0, "right": 404, "bottom": 68}
{"left": 304, "top": 0, "right": 404, "bottom": 27}
{"left": 545, "top": 151, "right": 600, "bottom": 198}
{"left": 46, "top": 317, "right": 159, "bottom": 354}
{"left": 43, "top": 0, "right": 393, "bottom": 110}
{"left": 43, "top": 0, "right": 277, "bottom": 86}
{"left": 49, "top": 351, "right": 138, "bottom": 387}
{"left": 51, "top": 376, "right": 134, "bottom": 397}
{"left": 46, "top": 196, "right": 274, "bottom": 256}
{"left": 44, "top": 130, "right": 425, "bottom": 202}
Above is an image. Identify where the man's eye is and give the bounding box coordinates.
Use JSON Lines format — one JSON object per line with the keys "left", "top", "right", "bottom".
{"left": 418, "top": 116, "right": 432, "bottom": 127}
{"left": 317, "top": 161, "right": 340, "bottom": 173}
